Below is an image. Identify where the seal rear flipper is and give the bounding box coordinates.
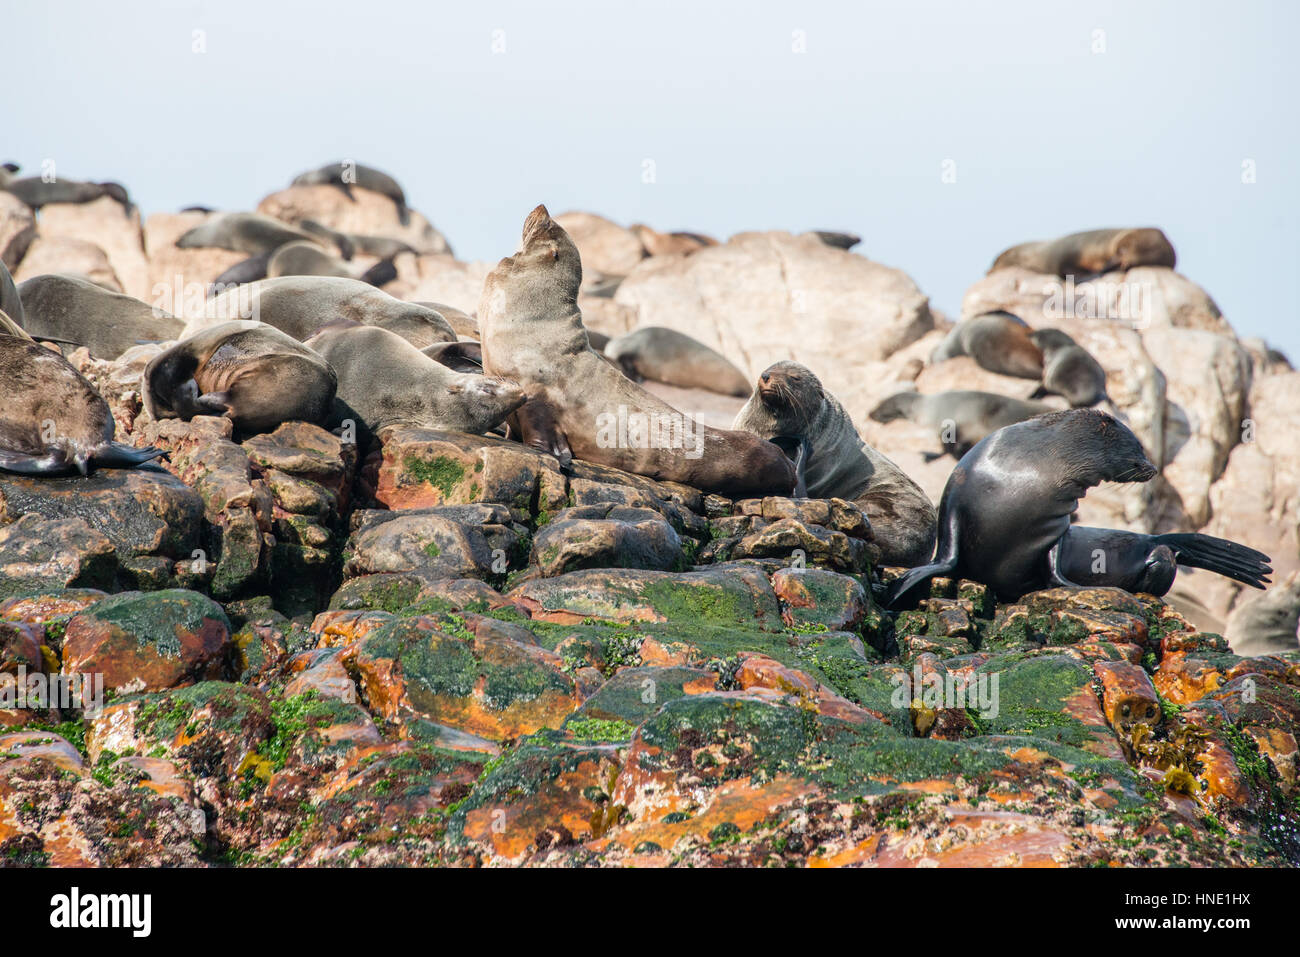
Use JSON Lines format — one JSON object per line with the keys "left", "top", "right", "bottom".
{"left": 508, "top": 398, "right": 572, "bottom": 469}
{"left": 1155, "top": 533, "right": 1273, "bottom": 589}
{"left": 196, "top": 391, "right": 232, "bottom": 414}
{"left": 359, "top": 259, "right": 398, "bottom": 288}
{"left": 91, "top": 443, "right": 168, "bottom": 469}
{"left": 0, "top": 449, "right": 75, "bottom": 476}
{"left": 884, "top": 562, "right": 955, "bottom": 610}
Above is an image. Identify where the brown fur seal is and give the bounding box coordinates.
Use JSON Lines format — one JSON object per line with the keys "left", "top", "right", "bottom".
{"left": 142, "top": 321, "right": 337, "bottom": 435}
{"left": 291, "top": 163, "right": 410, "bottom": 226}
{"left": 0, "top": 338, "right": 164, "bottom": 475}
{"left": 869, "top": 389, "right": 1054, "bottom": 460}
{"left": 604, "top": 326, "right": 752, "bottom": 397}
{"left": 17, "top": 274, "right": 183, "bottom": 359}
{"left": 989, "top": 228, "right": 1176, "bottom": 277}
{"left": 266, "top": 240, "right": 353, "bottom": 280}
{"left": 188, "top": 276, "right": 456, "bottom": 344}
{"left": 1028, "top": 328, "right": 1109, "bottom": 408}
{"left": 931, "top": 311, "right": 1044, "bottom": 380}
{"left": 629, "top": 224, "right": 716, "bottom": 257}
{"left": 885, "top": 409, "right": 1158, "bottom": 608}
{"left": 2, "top": 177, "right": 131, "bottom": 212}
{"left": 733, "top": 361, "right": 938, "bottom": 565}
{"left": 306, "top": 324, "right": 524, "bottom": 443}
{"left": 1226, "top": 572, "right": 1300, "bottom": 657}
{"left": 479, "top": 205, "right": 797, "bottom": 497}
{"left": 177, "top": 213, "right": 351, "bottom": 259}
{"left": 1055, "top": 525, "right": 1270, "bottom": 596}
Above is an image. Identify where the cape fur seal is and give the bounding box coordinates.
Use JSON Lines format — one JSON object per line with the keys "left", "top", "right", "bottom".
{"left": 1226, "top": 573, "right": 1300, "bottom": 657}
{"left": 0, "top": 338, "right": 164, "bottom": 475}
{"left": 1054, "top": 525, "right": 1271, "bottom": 596}
{"left": 306, "top": 324, "right": 524, "bottom": 443}
{"left": 188, "top": 276, "right": 456, "bottom": 344}
{"left": 17, "top": 274, "right": 183, "bottom": 359}
{"left": 930, "top": 311, "right": 1044, "bottom": 380}
{"left": 1029, "top": 328, "right": 1109, "bottom": 408}
{"left": 2, "top": 177, "right": 131, "bottom": 212}
{"left": 605, "top": 327, "right": 752, "bottom": 397}
{"left": 177, "top": 213, "right": 352, "bottom": 259}
{"left": 479, "top": 205, "right": 797, "bottom": 497}
{"left": 733, "top": 361, "right": 938, "bottom": 565}
{"left": 291, "top": 162, "right": 410, "bottom": 226}
{"left": 868, "top": 389, "right": 1054, "bottom": 461}
{"left": 885, "top": 409, "right": 1158, "bottom": 609}
{"left": 989, "top": 228, "right": 1176, "bottom": 277}
{"left": 142, "top": 321, "right": 337, "bottom": 435}
{"left": 629, "top": 224, "right": 716, "bottom": 257}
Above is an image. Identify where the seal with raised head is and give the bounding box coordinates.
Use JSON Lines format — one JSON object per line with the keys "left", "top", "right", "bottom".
{"left": 734, "top": 361, "right": 937, "bottom": 565}
{"left": 479, "top": 205, "right": 798, "bottom": 498}
{"left": 142, "top": 320, "right": 337, "bottom": 435}
{"left": 605, "top": 326, "right": 752, "bottom": 398}
{"left": 1029, "top": 328, "right": 1109, "bottom": 408}
{"left": 17, "top": 274, "right": 183, "bottom": 359}
{"left": 189, "top": 276, "right": 456, "bottom": 344}
{"left": 291, "top": 162, "right": 410, "bottom": 226}
{"left": 0, "top": 338, "right": 164, "bottom": 475}
{"left": 868, "top": 389, "right": 1054, "bottom": 461}
{"left": 177, "top": 212, "right": 351, "bottom": 259}
{"left": 1053, "top": 525, "right": 1271, "bottom": 596}
{"left": 306, "top": 324, "right": 525, "bottom": 444}
{"left": 930, "top": 311, "right": 1044, "bottom": 380}
{"left": 989, "top": 228, "right": 1176, "bottom": 277}
{"left": 2, "top": 177, "right": 131, "bottom": 212}
{"left": 885, "top": 408, "right": 1159, "bottom": 608}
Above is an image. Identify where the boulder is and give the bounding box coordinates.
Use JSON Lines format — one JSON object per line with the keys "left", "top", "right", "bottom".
{"left": 36, "top": 197, "right": 151, "bottom": 301}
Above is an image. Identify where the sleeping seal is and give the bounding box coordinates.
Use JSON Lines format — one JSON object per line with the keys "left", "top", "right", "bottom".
{"left": 141, "top": 321, "right": 337, "bottom": 435}
{"left": 2, "top": 177, "right": 131, "bottom": 212}
{"left": 17, "top": 274, "right": 183, "bottom": 359}
{"left": 177, "top": 212, "right": 352, "bottom": 259}
{"left": 989, "top": 228, "right": 1176, "bottom": 277}
{"left": 733, "top": 361, "right": 937, "bottom": 566}
{"left": 478, "top": 205, "right": 797, "bottom": 498}
{"left": 0, "top": 338, "right": 164, "bottom": 475}
{"left": 605, "top": 326, "right": 752, "bottom": 397}
{"left": 868, "top": 389, "right": 1054, "bottom": 460}
{"left": 291, "top": 162, "right": 411, "bottom": 226}
{"left": 930, "top": 311, "right": 1044, "bottom": 380}
{"left": 885, "top": 409, "right": 1159, "bottom": 608}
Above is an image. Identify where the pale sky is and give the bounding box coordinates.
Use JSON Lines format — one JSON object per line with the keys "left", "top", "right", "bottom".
{"left": 5, "top": 0, "right": 1297, "bottom": 357}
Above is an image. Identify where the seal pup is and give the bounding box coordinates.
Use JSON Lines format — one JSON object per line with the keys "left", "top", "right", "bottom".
{"left": 1226, "top": 572, "right": 1300, "bottom": 657}
{"left": 479, "top": 205, "right": 798, "bottom": 498}
{"left": 306, "top": 325, "right": 524, "bottom": 444}
{"left": 177, "top": 213, "right": 351, "bottom": 259}
{"left": 1056, "top": 525, "right": 1271, "bottom": 596}
{"left": 1029, "top": 328, "right": 1109, "bottom": 408}
{"left": 191, "top": 276, "right": 456, "bottom": 343}
{"left": 291, "top": 163, "right": 410, "bottom": 226}
{"left": 734, "top": 361, "right": 937, "bottom": 566}
{"left": 17, "top": 274, "right": 183, "bottom": 359}
{"left": 0, "top": 338, "right": 164, "bottom": 475}
{"left": 2, "top": 177, "right": 131, "bottom": 212}
{"left": 930, "top": 311, "right": 1044, "bottom": 380}
{"left": 869, "top": 389, "right": 1054, "bottom": 461}
{"left": 141, "top": 321, "right": 337, "bottom": 435}
{"left": 884, "top": 409, "right": 1158, "bottom": 609}
{"left": 990, "top": 228, "right": 1176, "bottom": 277}
{"left": 605, "top": 327, "right": 752, "bottom": 397}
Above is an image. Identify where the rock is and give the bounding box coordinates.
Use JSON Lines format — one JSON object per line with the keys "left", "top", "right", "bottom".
{"left": 257, "top": 185, "right": 451, "bottom": 256}
{"left": 614, "top": 231, "right": 933, "bottom": 411}
{"left": 13, "top": 236, "right": 122, "bottom": 291}
{"left": 61, "top": 589, "right": 232, "bottom": 692}
{"left": 343, "top": 505, "right": 524, "bottom": 582}
{"left": 143, "top": 211, "right": 247, "bottom": 314}
{"left": 36, "top": 197, "right": 151, "bottom": 301}
{"left": 530, "top": 505, "right": 684, "bottom": 577}
{"left": 1093, "top": 660, "right": 1161, "bottom": 733}
{"left": 0, "top": 192, "right": 36, "bottom": 268}
{"left": 0, "top": 515, "right": 118, "bottom": 598}
{"left": 553, "top": 211, "right": 645, "bottom": 277}
{"left": 772, "top": 567, "right": 872, "bottom": 632}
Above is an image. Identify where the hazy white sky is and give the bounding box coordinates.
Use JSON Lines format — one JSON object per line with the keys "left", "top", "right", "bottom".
{"left": 6, "top": 0, "right": 1297, "bottom": 356}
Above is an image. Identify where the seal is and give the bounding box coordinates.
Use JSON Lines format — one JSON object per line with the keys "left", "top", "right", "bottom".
{"left": 301, "top": 222, "right": 416, "bottom": 260}
{"left": 605, "top": 326, "right": 752, "bottom": 397}
{"left": 2, "top": 177, "right": 131, "bottom": 212}
{"left": 629, "top": 224, "right": 715, "bottom": 257}
{"left": 810, "top": 231, "right": 861, "bottom": 250}
{"left": 17, "top": 274, "right": 183, "bottom": 359}
{"left": 733, "top": 361, "right": 938, "bottom": 565}
{"left": 1054, "top": 525, "right": 1271, "bottom": 596}
{"left": 989, "top": 228, "right": 1176, "bottom": 277}
{"left": 0, "top": 337, "right": 164, "bottom": 475}
{"left": 1, "top": 260, "right": 24, "bottom": 328}
{"left": 868, "top": 389, "right": 1054, "bottom": 460}
{"left": 412, "top": 301, "right": 478, "bottom": 338}
{"left": 930, "top": 311, "right": 1044, "bottom": 379}
{"left": 884, "top": 408, "right": 1159, "bottom": 608}
{"left": 1029, "top": 328, "right": 1109, "bottom": 408}
{"left": 306, "top": 324, "right": 525, "bottom": 443}
{"left": 291, "top": 162, "right": 410, "bottom": 225}
{"left": 422, "top": 339, "right": 484, "bottom": 373}
{"left": 190, "top": 276, "right": 456, "bottom": 344}
{"left": 479, "top": 204, "right": 798, "bottom": 497}
{"left": 266, "top": 240, "right": 353, "bottom": 280}
{"left": 177, "top": 213, "right": 351, "bottom": 259}
{"left": 141, "top": 320, "right": 337, "bottom": 435}
{"left": 1226, "top": 572, "right": 1300, "bottom": 657}
{"left": 208, "top": 252, "right": 272, "bottom": 296}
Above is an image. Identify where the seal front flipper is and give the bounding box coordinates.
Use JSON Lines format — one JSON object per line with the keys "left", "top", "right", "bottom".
{"left": 359, "top": 259, "right": 398, "bottom": 288}
{"left": 885, "top": 561, "right": 955, "bottom": 610}
{"left": 91, "top": 442, "right": 168, "bottom": 469}
{"left": 196, "top": 391, "right": 233, "bottom": 415}
{"left": 1046, "top": 539, "right": 1085, "bottom": 589}
{"left": 1154, "top": 533, "right": 1273, "bottom": 589}
{"left": 770, "top": 435, "right": 809, "bottom": 497}
{"left": 509, "top": 396, "right": 572, "bottom": 469}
